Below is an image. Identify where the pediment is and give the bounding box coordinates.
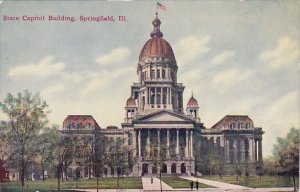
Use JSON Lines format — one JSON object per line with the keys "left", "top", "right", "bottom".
{"left": 134, "top": 111, "right": 194, "bottom": 123}
{"left": 146, "top": 113, "right": 186, "bottom": 122}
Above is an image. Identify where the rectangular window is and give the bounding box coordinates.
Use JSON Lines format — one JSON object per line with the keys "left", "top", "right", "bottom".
{"left": 157, "top": 87, "right": 161, "bottom": 104}
{"left": 151, "top": 70, "right": 155, "bottom": 79}
{"left": 157, "top": 69, "right": 160, "bottom": 78}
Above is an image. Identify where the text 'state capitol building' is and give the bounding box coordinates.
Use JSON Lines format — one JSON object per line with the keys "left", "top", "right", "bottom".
{"left": 62, "top": 16, "right": 264, "bottom": 177}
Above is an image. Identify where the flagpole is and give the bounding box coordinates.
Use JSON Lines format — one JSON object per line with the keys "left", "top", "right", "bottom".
{"left": 156, "top": 1, "right": 158, "bottom": 18}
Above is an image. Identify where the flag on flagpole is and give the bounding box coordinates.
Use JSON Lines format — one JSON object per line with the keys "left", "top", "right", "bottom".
{"left": 157, "top": 2, "right": 166, "bottom": 11}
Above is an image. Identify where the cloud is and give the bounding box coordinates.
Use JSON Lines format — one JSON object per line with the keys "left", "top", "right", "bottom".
{"left": 174, "top": 35, "right": 211, "bottom": 66}
{"left": 260, "top": 37, "right": 299, "bottom": 69}
{"left": 8, "top": 56, "right": 65, "bottom": 78}
{"left": 265, "top": 91, "right": 299, "bottom": 125}
{"left": 212, "top": 69, "right": 252, "bottom": 94}
{"left": 95, "top": 47, "right": 130, "bottom": 65}
{"left": 41, "top": 83, "right": 65, "bottom": 100}
{"left": 81, "top": 65, "right": 134, "bottom": 96}
{"left": 210, "top": 50, "right": 235, "bottom": 66}
{"left": 261, "top": 91, "right": 299, "bottom": 157}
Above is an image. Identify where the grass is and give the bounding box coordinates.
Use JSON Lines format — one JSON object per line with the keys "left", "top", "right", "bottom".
{"left": 202, "top": 175, "right": 299, "bottom": 188}
{"left": 0, "top": 177, "right": 143, "bottom": 191}
{"left": 161, "top": 176, "right": 213, "bottom": 188}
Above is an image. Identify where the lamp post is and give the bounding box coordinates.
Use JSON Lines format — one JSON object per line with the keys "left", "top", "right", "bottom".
{"left": 160, "top": 168, "right": 162, "bottom": 192}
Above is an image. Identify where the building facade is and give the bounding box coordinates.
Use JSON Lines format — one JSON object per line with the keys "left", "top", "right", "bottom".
{"left": 61, "top": 15, "right": 264, "bottom": 177}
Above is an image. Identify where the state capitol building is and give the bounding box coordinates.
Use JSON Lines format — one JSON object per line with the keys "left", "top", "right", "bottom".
{"left": 61, "top": 15, "right": 264, "bottom": 178}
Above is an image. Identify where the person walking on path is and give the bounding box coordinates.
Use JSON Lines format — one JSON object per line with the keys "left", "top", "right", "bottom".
{"left": 196, "top": 180, "right": 199, "bottom": 190}
{"left": 190, "top": 180, "right": 194, "bottom": 190}
{"left": 151, "top": 177, "right": 153, "bottom": 184}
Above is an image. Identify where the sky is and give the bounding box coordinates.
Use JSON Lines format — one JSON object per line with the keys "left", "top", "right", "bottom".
{"left": 0, "top": 1, "right": 299, "bottom": 157}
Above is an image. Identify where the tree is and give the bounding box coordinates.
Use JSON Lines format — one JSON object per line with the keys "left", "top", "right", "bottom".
{"left": 200, "top": 149, "right": 224, "bottom": 178}
{"left": 93, "top": 136, "right": 108, "bottom": 192}
{"left": 0, "top": 90, "right": 49, "bottom": 189}
{"left": 273, "top": 127, "right": 299, "bottom": 192}
{"left": 106, "top": 137, "right": 135, "bottom": 189}
{"left": 148, "top": 142, "right": 170, "bottom": 192}
{"left": 36, "top": 125, "right": 60, "bottom": 181}
{"left": 0, "top": 121, "right": 14, "bottom": 163}
{"left": 49, "top": 128, "right": 74, "bottom": 191}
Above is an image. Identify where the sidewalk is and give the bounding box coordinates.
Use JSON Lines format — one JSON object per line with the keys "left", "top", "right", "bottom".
{"left": 142, "top": 176, "right": 173, "bottom": 191}
{"left": 180, "top": 176, "right": 250, "bottom": 190}
{"left": 71, "top": 189, "right": 143, "bottom": 192}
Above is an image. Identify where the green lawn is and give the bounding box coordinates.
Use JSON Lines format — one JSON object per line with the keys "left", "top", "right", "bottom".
{"left": 202, "top": 175, "right": 299, "bottom": 188}
{"left": 161, "top": 176, "right": 213, "bottom": 188}
{"left": 0, "top": 177, "right": 143, "bottom": 191}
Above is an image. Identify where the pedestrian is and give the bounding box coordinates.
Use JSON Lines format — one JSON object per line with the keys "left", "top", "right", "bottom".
{"left": 196, "top": 180, "right": 199, "bottom": 190}
{"left": 190, "top": 180, "right": 193, "bottom": 190}
{"left": 151, "top": 177, "right": 153, "bottom": 184}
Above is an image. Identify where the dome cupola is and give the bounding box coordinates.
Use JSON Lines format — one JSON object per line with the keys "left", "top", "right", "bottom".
{"left": 186, "top": 94, "right": 200, "bottom": 122}
{"left": 130, "top": 14, "right": 184, "bottom": 115}
{"left": 139, "top": 14, "right": 176, "bottom": 64}
{"left": 187, "top": 96, "right": 199, "bottom": 107}
{"left": 126, "top": 97, "right": 136, "bottom": 107}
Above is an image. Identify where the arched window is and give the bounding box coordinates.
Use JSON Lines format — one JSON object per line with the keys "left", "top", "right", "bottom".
{"left": 161, "top": 163, "right": 167, "bottom": 173}
{"left": 171, "top": 163, "right": 176, "bottom": 174}
{"left": 181, "top": 163, "right": 186, "bottom": 174}
{"left": 162, "top": 69, "right": 166, "bottom": 78}
{"left": 157, "top": 69, "right": 160, "bottom": 78}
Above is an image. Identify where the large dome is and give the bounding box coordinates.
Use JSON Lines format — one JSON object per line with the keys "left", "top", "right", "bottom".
{"left": 139, "top": 37, "right": 175, "bottom": 60}
{"left": 138, "top": 17, "right": 176, "bottom": 64}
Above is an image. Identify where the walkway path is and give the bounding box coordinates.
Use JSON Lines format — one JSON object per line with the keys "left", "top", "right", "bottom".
{"left": 142, "top": 176, "right": 173, "bottom": 191}
{"left": 180, "top": 176, "right": 251, "bottom": 190}
{"left": 71, "top": 190, "right": 143, "bottom": 192}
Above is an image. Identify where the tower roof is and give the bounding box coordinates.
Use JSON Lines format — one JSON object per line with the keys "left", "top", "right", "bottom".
{"left": 187, "top": 96, "right": 199, "bottom": 107}
{"left": 139, "top": 15, "right": 176, "bottom": 64}
{"left": 126, "top": 97, "right": 136, "bottom": 107}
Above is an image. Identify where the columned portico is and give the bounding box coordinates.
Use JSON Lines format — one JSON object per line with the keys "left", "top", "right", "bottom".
{"left": 135, "top": 127, "right": 195, "bottom": 160}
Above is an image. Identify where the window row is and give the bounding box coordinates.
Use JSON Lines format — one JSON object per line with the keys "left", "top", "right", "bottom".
{"left": 228, "top": 123, "right": 252, "bottom": 129}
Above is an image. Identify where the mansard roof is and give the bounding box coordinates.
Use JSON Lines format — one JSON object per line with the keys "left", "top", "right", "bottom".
{"left": 211, "top": 115, "right": 253, "bottom": 129}
{"left": 63, "top": 115, "right": 101, "bottom": 130}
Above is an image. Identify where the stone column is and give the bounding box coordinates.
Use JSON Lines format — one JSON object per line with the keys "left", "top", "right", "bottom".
{"left": 241, "top": 140, "right": 245, "bottom": 162}
{"left": 167, "top": 129, "right": 170, "bottom": 157}
{"left": 161, "top": 88, "right": 163, "bottom": 105}
{"left": 226, "top": 139, "right": 230, "bottom": 163}
{"left": 191, "top": 130, "right": 194, "bottom": 158}
{"left": 254, "top": 139, "right": 257, "bottom": 162}
{"left": 233, "top": 139, "right": 237, "bottom": 163}
{"left": 176, "top": 129, "right": 179, "bottom": 155}
{"left": 147, "top": 129, "right": 151, "bottom": 157}
{"left": 185, "top": 129, "right": 189, "bottom": 157}
{"left": 258, "top": 139, "right": 262, "bottom": 162}
{"left": 138, "top": 130, "right": 141, "bottom": 157}
{"left": 148, "top": 88, "right": 150, "bottom": 105}
{"left": 170, "top": 88, "right": 172, "bottom": 106}
{"left": 167, "top": 87, "right": 170, "bottom": 105}
{"left": 248, "top": 138, "right": 253, "bottom": 162}
{"left": 154, "top": 87, "right": 157, "bottom": 105}
{"left": 157, "top": 129, "right": 160, "bottom": 156}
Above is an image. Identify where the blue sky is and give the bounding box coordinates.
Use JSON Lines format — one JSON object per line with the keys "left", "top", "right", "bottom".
{"left": 0, "top": 1, "right": 299, "bottom": 157}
